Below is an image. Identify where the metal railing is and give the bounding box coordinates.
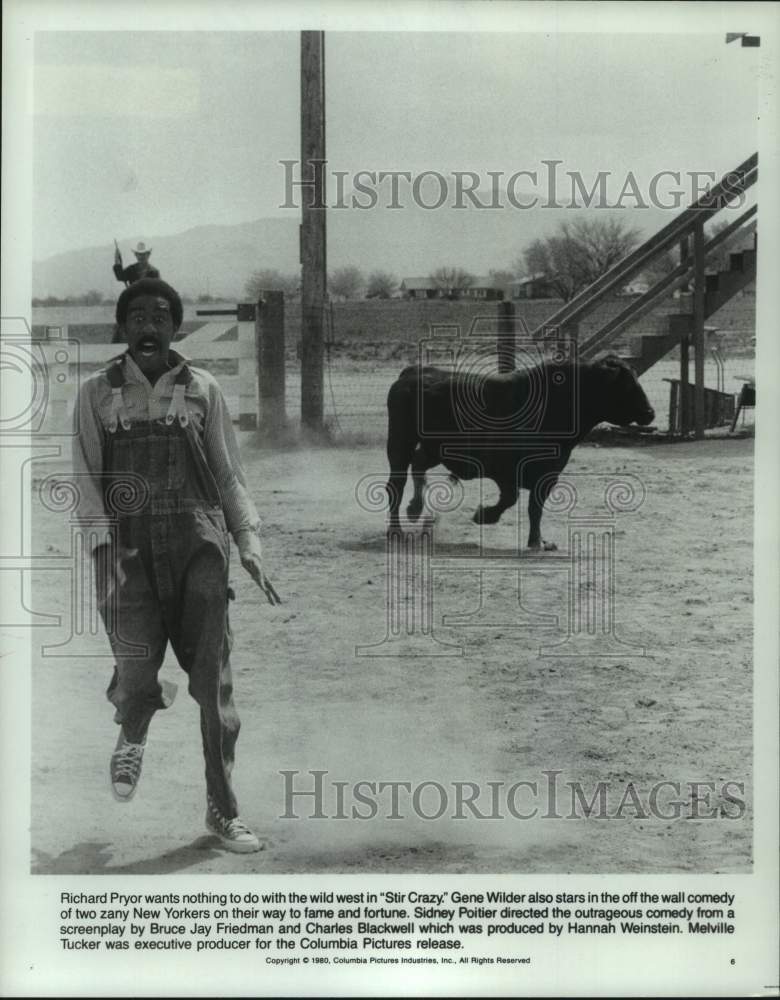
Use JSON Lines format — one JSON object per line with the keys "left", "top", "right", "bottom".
{"left": 531, "top": 152, "right": 757, "bottom": 341}
{"left": 532, "top": 153, "right": 758, "bottom": 439}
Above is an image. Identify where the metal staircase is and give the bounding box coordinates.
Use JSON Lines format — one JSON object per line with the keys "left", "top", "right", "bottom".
{"left": 626, "top": 227, "right": 757, "bottom": 375}
{"left": 533, "top": 153, "right": 758, "bottom": 437}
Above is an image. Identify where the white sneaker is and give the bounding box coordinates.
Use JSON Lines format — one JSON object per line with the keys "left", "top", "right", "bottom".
{"left": 205, "top": 801, "right": 262, "bottom": 853}
{"left": 110, "top": 733, "right": 146, "bottom": 802}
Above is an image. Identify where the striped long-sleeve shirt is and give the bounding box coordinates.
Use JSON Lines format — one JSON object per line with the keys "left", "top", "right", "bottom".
{"left": 72, "top": 350, "right": 261, "bottom": 551}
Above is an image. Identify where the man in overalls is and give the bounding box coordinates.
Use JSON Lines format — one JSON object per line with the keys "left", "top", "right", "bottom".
{"left": 73, "top": 278, "right": 279, "bottom": 853}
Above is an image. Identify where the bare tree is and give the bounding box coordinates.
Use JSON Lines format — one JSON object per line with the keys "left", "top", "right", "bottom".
{"left": 520, "top": 218, "right": 642, "bottom": 301}
{"left": 244, "top": 268, "right": 300, "bottom": 300}
{"left": 642, "top": 247, "right": 678, "bottom": 282}
{"left": 329, "top": 266, "right": 365, "bottom": 300}
{"left": 430, "top": 267, "right": 475, "bottom": 300}
{"left": 365, "top": 270, "right": 398, "bottom": 299}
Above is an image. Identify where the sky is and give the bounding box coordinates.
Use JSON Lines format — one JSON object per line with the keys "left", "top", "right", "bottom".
{"left": 32, "top": 25, "right": 761, "bottom": 261}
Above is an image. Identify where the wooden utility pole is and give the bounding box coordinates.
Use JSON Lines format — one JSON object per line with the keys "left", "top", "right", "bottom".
{"left": 300, "top": 31, "right": 326, "bottom": 433}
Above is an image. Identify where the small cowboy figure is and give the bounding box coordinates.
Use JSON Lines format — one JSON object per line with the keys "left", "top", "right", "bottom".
{"left": 113, "top": 240, "right": 160, "bottom": 285}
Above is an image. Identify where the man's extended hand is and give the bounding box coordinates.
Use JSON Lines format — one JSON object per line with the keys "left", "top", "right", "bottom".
{"left": 237, "top": 532, "right": 281, "bottom": 606}
{"left": 92, "top": 541, "right": 131, "bottom": 603}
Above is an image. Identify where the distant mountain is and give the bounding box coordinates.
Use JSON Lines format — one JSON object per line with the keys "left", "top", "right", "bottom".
{"left": 33, "top": 218, "right": 298, "bottom": 301}
{"left": 33, "top": 198, "right": 672, "bottom": 300}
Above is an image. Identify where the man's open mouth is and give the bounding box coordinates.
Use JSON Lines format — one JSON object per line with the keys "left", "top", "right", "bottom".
{"left": 136, "top": 338, "right": 159, "bottom": 358}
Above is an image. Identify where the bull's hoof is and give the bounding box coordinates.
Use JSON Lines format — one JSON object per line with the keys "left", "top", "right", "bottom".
{"left": 406, "top": 501, "right": 424, "bottom": 522}
{"left": 473, "top": 505, "right": 501, "bottom": 525}
{"left": 386, "top": 522, "right": 404, "bottom": 538}
{"left": 526, "top": 540, "right": 558, "bottom": 552}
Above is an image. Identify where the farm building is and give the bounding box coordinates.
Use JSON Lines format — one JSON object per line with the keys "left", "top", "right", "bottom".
{"left": 461, "top": 278, "right": 504, "bottom": 301}
{"left": 620, "top": 273, "right": 653, "bottom": 296}
{"left": 511, "top": 273, "right": 559, "bottom": 299}
{"left": 400, "top": 276, "right": 504, "bottom": 300}
{"left": 399, "top": 277, "right": 443, "bottom": 299}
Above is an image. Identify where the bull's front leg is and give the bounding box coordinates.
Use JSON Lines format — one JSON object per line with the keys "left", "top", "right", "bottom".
{"left": 473, "top": 480, "right": 518, "bottom": 525}
{"left": 526, "top": 478, "right": 558, "bottom": 551}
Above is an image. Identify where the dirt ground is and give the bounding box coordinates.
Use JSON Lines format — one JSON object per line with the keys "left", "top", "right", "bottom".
{"left": 30, "top": 435, "right": 753, "bottom": 875}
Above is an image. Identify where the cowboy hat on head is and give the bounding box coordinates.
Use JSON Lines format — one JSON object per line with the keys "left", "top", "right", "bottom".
{"left": 133, "top": 241, "right": 152, "bottom": 255}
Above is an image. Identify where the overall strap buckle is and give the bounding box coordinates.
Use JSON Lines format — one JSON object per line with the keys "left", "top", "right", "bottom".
{"left": 165, "top": 366, "right": 192, "bottom": 427}
{"left": 106, "top": 359, "right": 131, "bottom": 432}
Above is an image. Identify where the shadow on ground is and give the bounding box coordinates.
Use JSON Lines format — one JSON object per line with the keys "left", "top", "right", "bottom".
{"left": 340, "top": 534, "right": 569, "bottom": 560}
{"left": 31, "top": 837, "right": 224, "bottom": 875}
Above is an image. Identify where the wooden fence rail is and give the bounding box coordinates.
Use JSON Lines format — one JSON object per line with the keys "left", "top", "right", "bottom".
{"left": 39, "top": 305, "right": 259, "bottom": 428}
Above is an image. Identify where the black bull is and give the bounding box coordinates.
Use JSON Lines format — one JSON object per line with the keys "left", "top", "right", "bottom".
{"left": 385, "top": 355, "right": 655, "bottom": 549}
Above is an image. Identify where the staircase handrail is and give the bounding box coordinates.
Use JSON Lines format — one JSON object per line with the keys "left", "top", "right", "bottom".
{"left": 531, "top": 152, "right": 757, "bottom": 337}
{"left": 577, "top": 203, "right": 757, "bottom": 358}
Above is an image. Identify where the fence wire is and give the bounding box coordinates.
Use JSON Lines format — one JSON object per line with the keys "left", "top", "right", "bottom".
{"left": 283, "top": 352, "right": 754, "bottom": 439}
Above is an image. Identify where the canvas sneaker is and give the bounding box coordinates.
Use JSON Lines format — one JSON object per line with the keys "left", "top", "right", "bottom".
{"left": 205, "top": 799, "right": 262, "bottom": 853}
{"left": 110, "top": 731, "right": 146, "bottom": 802}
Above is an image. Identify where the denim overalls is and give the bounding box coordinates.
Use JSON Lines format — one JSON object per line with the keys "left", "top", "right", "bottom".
{"left": 96, "top": 357, "right": 241, "bottom": 818}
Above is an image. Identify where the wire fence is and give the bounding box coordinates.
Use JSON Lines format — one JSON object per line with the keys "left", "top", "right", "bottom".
{"left": 189, "top": 352, "right": 752, "bottom": 445}
{"left": 282, "top": 352, "right": 755, "bottom": 439}
{"left": 33, "top": 300, "right": 755, "bottom": 442}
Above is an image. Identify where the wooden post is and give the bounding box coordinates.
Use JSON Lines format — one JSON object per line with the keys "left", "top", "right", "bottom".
{"left": 666, "top": 380, "right": 678, "bottom": 435}
{"left": 563, "top": 322, "right": 578, "bottom": 359}
{"left": 497, "top": 300, "right": 516, "bottom": 372}
{"left": 237, "top": 303, "right": 258, "bottom": 430}
{"left": 693, "top": 218, "right": 706, "bottom": 439}
{"left": 256, "top": 292, "right": 286, "bottom": 440}
{"left": 678, "top": 234, "right": 690, "bottom": 436}
{"left": 300, "top": 30, "right": 326, "bottom": 433}
{"left": 679, "top": 336, "right": 690, "bottom": 436}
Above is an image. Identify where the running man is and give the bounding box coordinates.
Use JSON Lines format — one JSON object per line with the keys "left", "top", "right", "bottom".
{"left": 73, "top": 277, "right": 279, "bottom": 852}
